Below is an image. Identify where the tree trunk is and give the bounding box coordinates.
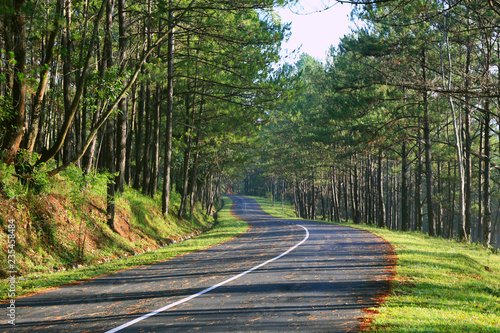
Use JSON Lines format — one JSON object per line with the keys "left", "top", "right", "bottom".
{"left": 378, "top": 149, "right": 387, "bottom": 228}
{"left": 62, "top": 0, "right": 74, "bottom": 165}
{"left": 179, "top": 33, "right": 201, "bottom": 217}
{"left": 149, "top": 83, "right": 160, "bottom": 197}
{"left": 478, "top": 120, "right": 483, "bottom": 243}
{"left": 188, "top": 102, "right": 204, "bottom": 216}
{"left": 104, "top": 0, "right": 116, "bottom": 231}
{"left": 400, "top": 140, "right": 410, "bottom": 231}
{"left": 422, "top": 48, "right": 435, "bottom": 237}
{"left": 125, "top": 84, "right": 136, "bottom": 185}
{"left": 352, "top": 161, "right": 360, "bottom": 224}
{"left": 461, "top": 14, "right": 472, "bottom": 240}
{"left": 343, "top": 173, "right": 349, "bottom": 222}
{"left": 133, "top": 81, "right": 145, "bottom": 190}
{"left": 483, "top": 102, "right": 492, "bottom": 245}
{"left": 141, "top": 81, "right": 152, "bottom": 195}
{"left": 115, "top": 0, "right": 128, "bottom": 194}
{"left": 162, "top": 1, "right": 175, "bottom": 216}
{"left": 1, "top": 0, "right": 27, "bottom": 164}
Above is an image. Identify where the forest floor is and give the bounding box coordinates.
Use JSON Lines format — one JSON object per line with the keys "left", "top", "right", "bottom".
{"left": 0, "top": 167, "right": 247, "bottom": 301}
{"left": 251, "top": 195, "right": 500, "bottom": 333}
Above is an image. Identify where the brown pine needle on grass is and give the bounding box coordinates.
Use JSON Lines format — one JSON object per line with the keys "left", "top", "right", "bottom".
{"left": 253, "top": 195, "right": 500, "bottom": 333}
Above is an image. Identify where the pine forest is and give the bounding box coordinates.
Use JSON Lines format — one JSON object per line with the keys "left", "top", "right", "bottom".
{"left": 1, "top": 0, "right": 500, "bottom": 260}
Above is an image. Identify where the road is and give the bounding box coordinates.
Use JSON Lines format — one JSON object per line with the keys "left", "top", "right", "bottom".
{"left": 2, "top": 195, "right": 394, "bottom": 332}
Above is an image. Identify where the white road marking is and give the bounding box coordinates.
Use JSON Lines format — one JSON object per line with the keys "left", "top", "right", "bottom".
{"left": 105, "top": 219, "right": 309, "bottom": 332}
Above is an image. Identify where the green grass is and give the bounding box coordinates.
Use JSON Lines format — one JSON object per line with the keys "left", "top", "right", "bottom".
{"left": 251, "top": 195, "right": 500, "bottom": 333}
{"left": 0, "top": 196, "right": 248, "bottom": 300}
{"left": 1, "top": 165, "right": 224, "bottom": 276}
{"left": 246, "top": 195, "right": 299, "bottom": 219}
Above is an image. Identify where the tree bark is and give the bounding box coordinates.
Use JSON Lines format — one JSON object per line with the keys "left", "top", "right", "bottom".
{"left": 483, "top": 101, "right": 492, "bottom": 245}
{"left": 1, "top": 0, "right": 27, "bottom": 164}
{"left": 62, "top": 0, "right": 74, "bottom": 165}
{"left": 125, "top": 84, "right": 137, "bottom": 185}
{"left": 162, "top": 0, "right": 175, "bottom": 216}
{"left": 377, "top": 149, "right": 386, "bottom": 228}
{"left": 464, "top": 18, "right": 473, "bottom": 241}
{"left": 133, "top": 81, "right": 145, "bottom": 190}
{"left": 422, "top": 48, "right": 435, "bottom": 237}
{"left": 115, "top": 0, "right": 128, "bottom": 194}
{"left": 188, "top": 101, "right": 204, "bottom": 216}
{"left": 401, "top": 140, "right": 410, "bottom": 231}
{"left": 141, "top": 82, "right": 152, "bottom": 195}
{"left": 149, "top": 83, "right": 160, "bottom": 197}
{"left": 104, "top": 0, "right": 116, "bottom": 231}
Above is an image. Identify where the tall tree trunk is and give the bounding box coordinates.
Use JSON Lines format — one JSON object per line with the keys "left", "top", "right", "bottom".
{"left": 343, "top": 172, "right": 349, "bottom": 222}
{"left": 361, "top": 154, "right": 374, "bottom": 224}
{"left": 447, "top": 162, "right": 453, "bottom": 238}
{"left": 179, "top": 33, "right": 201, "bottom": 217}
{"left": 401, "top": 140, "right": 410, "bottom": 231}
{"left": 320, "top": 176, "right": 326, "bottom": 220}
{"left": 336, "top": 173, "right": 343, "bottom": 221}
{"left": 162, "top": 1, "right": 175, "bottom": 216}
{"left": 188, "top": 102, "right": 204, "bottom": 216}
{"left": 149, "top": 85, "right": 160, "bottom": 197}
{"left": 331, "top": 167, "right": 340, "bottom": 222}
{"left": 1, "top": 0, "right": 27, "bottom": 164}
{"left": 179, "top": 95, "right": 194, "bottom": 217}
{"left": 478, "top": 120, "right": 483, "bottom": 243}
{"left": 463, "top": 15, "right": 473, "bottom": 240}
{"left": 125, "top": 84, "right": 137, "bottom": 185}
{"left": 106, "top": 118, "right": 116, "bottom": 231}
{"left": 133, "top": 81, "right": 145, "bottom": 190}
{"left": 82, "top": 104, "right": 99, "bottom": 174}
{"left": 141, "top": 81, "right": 152, "bottom": 195}
{"left": 115, "top": 0, "right": 128, "bottom": 194}
{"left": 311, "top": 172, "right": 316, "bottom": 219}
{"left": 354, "top": 162, "right": 360, "bottom": 224}
{"left": 104, "top": 0, "right": 116, "bottom": 231}
{"left": 483, "top": 102, "right": 492, "bottom": 245}
{"left": 422, "top": 48, "right": 435, "bottom": 237}
{"left": 141, "top": 0, "right": 152, "bottom": 195}
{"left": 1, "top": 12, "right": 13, "bottom": 98}
{"left": 62, "top": 0, "right": 74, "bottom": 165}
{"left": 377, "top": 149, "right": 387, "bottom": 228}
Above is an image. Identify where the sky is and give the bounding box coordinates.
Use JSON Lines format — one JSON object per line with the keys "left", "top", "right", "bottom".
{"left": 275, "top": 1, "right": 356, "bottom": 64}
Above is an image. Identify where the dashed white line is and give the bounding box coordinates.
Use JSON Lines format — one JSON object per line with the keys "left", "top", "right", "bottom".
{"left": 105, "top": 223, "right": 309, "bottom": 333}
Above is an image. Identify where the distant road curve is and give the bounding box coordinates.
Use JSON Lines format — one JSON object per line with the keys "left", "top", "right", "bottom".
{"left": 2, "top": 195, "right": 394, "bottom": 332}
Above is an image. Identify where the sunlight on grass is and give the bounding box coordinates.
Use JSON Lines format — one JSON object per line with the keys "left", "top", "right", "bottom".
{"left": 251, "top": 195, "right": 500, "bottom": 333}
{"left": 246, "top": 195, "right": 299, "bottom": 219}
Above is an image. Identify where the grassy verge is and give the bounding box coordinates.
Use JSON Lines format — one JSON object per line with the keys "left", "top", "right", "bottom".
{"left": 246, "top": 195, "right": 298, "bottom": 219}
{"left": 0, "top": 165, "right": 215, "bottom": 279}
{"left": 251, "top": 195, "right": 500, "bottom": 333}
{"left": 0, "top": 195, "right": 247, "bottom": 301}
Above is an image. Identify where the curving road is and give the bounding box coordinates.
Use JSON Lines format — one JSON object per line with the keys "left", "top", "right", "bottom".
{"left": 2, "top": 195, "right": 394, "bottom": 332}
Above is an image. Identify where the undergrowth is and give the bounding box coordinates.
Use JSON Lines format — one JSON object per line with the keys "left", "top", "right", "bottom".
{"left": 0, "top": 166, "right": 232, "bottom": 299}
{"left": 0, "top": 195, "right": 246, "bottom": 300}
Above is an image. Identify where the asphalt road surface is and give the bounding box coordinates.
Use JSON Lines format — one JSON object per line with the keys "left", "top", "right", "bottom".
{"left": 2, "top": 195, "right": 394, "bottom": 332}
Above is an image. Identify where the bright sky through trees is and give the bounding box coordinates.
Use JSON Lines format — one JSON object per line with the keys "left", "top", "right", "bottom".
{"left": 276, "top": 0, "right": 355, "bottom": 63}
